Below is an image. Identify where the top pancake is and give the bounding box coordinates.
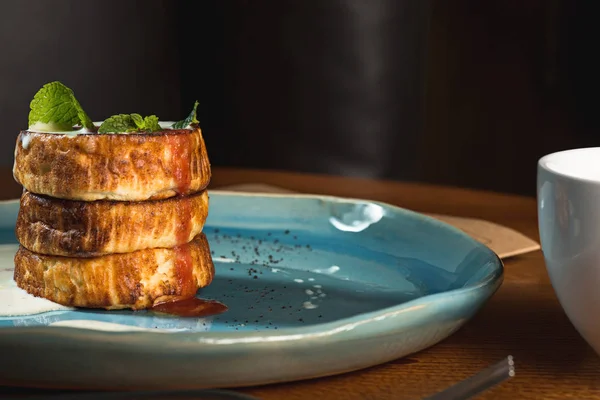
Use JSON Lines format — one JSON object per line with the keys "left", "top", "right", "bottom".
{"left": 12, "top": 127, "right": 211, "bottom": 201}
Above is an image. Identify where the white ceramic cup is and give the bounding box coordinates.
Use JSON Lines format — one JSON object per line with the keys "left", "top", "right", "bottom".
{"left": 538, "top": 147, "right": 600, "bottom": 354}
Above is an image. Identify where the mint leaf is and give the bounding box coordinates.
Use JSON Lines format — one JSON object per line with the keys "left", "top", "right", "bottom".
{"left": 131, "top": 113, "right": 144, "bottom": 129}
{"left": 143, "top": 115, "right": 161, "bottom": 131}
{"left": 98, "top": 113, "right": 163, "bottom": 134}
{"left": 29, "top": 81, "right": 95, "bottom": 131}
{"left": 171, "top": 101, "right": 199, "bottom": 129}
{"left": 98, "top": 114, "right": 136, "bottom": 134}
{"left": 72, "top": 96, "right": 94, "bottom": 130}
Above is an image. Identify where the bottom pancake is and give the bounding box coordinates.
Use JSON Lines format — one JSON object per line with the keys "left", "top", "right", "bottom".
{"left": 13, "top": 233, "right": 214, "bottom": 310}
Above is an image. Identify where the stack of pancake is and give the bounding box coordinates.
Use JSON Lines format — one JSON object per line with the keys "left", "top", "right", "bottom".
{"left": 11, "top": 126, "right": 215, "bottom": 310}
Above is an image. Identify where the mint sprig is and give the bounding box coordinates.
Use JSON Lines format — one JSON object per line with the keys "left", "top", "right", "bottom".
{"left": 98, "top": 113, "right": 162, "bottom": 134}
{"left": 143, "top": 115, "right": 161, "bottom": 131}
{"left": 28, "top": 81, "right": 95, "bottom": 131}
{"left": 171, "top": 101, "right": 199, "bottom": 129}
{"left": 27, "top": 81, "right": 201, "bottom": 134}
{"left": 131, "top": 114, "right": 160, "bottom": 131}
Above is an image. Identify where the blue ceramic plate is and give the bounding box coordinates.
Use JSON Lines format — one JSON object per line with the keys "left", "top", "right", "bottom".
{"left": 0, "top": 192, "right": 503, "bottom": 390}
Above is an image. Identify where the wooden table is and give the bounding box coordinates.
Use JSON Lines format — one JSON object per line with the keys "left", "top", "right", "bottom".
{"left": 1, "top": 167, "right": 599, "bottom": 399}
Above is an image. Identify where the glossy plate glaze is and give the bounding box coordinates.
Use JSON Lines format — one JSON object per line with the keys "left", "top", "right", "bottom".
{"left": 0, "top": 192, "right": 503, "bottom": 390}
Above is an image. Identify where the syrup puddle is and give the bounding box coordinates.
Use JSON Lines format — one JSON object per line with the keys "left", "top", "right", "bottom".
{"left": 152, "top": 297, "right": 228, "bottom": 318}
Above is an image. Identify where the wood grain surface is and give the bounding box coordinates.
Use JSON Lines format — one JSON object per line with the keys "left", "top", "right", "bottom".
{"left": 1, "top": 167, "right": 599, "bottom": 399}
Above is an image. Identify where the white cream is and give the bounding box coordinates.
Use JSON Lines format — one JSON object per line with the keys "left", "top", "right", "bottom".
{"left": 0, "top": 282, "right": 73, "bottom": 317}
{"left": 20, "top": 132, "right": 32, "bottom": 149}
{"left": 26, "top": 121, "right": 185, "bottom": 135}
{"left": 0, "top": 245, "right": 74, "bottom": 316}
{"left": 27, "top": 122, "right": 93, "bottom": 135}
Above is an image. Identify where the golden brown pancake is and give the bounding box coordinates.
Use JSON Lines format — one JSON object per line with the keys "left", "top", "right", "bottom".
{"left": 12, "top": 127, "right": 211, "bottom": 202}
{"left": 14, "top": 233, "right": 215, "bottom": 310}
{"left": 16, "top": 189, "right": 210, "bottom": 257}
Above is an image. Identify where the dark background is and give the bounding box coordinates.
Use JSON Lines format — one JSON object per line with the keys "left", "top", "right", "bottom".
{"left": 0, "top": 0, "right": 597, "bottom": 196}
